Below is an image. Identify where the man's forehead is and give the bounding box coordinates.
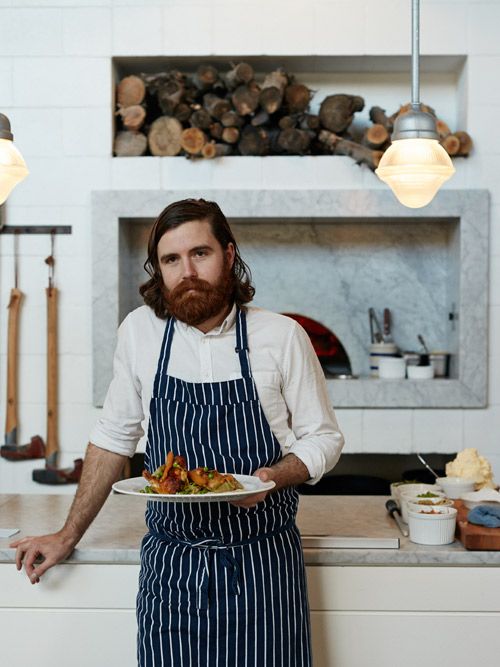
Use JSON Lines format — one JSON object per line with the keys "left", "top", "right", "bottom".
{"left": 158, "top": 219, "right": 216, "bottom": 249}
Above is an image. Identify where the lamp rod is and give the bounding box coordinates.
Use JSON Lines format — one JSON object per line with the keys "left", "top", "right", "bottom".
{"left": 0, "top": 225, "right": 72, "bottom": 235}
{"left": 411, "top": 0, "right": 420, "bottom": 107}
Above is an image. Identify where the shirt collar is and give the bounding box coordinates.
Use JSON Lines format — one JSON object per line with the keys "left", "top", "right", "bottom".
{"left": 175, "top": 302, "right": 237, "bottom": 337}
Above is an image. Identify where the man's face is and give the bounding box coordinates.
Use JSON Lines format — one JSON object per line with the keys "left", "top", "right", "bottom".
{"left": 157, "top": 219, "right": 235, "bottom": 325}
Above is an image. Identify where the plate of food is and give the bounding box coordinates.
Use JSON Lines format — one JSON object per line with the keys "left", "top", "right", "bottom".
{"left": 112, "top": 452, "right": 275, "bottom": 503}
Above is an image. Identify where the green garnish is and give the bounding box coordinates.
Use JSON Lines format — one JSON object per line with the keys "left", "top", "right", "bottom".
{"left": 417, "top": 491, "right": 440, "bottom": 498}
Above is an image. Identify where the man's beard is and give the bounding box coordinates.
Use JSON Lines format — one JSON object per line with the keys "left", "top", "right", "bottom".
{"left": 164, "top": 264, "right": 235, "bottom": 326}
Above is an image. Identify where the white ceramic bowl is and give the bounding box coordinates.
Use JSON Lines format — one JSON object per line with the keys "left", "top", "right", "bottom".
{"left": 378, "top": 357, "right": 406, "bottom": 379}
{"left": 436, "top": 476, "right": 476, "bottom": 499}
{"left": 461, "top": 488, "right": 500, "bottom": 510}
{"left": 400, "top": 488, "right": 445, "bottom": 523}
{"left": 407, "top": 498, "right": 454, "bottom": 514}
{"left": 407, "top": 365, "right": 434, "bottom": 380}
{"left": 408, "top": 506, "right": 457, "bottom": 545}
{"left": 390, "top": 482, "right": 442, "bottom": 507}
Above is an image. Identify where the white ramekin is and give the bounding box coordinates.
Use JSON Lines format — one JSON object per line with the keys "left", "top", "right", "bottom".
{"left": 408, "top": 506, "right": 457, "bottom": 545}
{"left": 400, "top": 488, "right": 445, "bottom": 523}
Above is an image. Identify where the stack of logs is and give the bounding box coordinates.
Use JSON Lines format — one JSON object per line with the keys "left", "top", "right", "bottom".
{"left": 114, "top": 62, "right": 472, "bottom": 170}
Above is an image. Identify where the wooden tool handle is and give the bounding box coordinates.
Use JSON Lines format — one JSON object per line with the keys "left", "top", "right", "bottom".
{"left": 46, "top": 286, "right": 58, "bottom": 459}
{"left": 5, "top": 288, "right": 23, "bottom": 436}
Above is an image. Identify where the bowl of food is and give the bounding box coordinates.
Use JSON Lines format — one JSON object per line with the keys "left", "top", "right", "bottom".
{"left": 390, "top": 482, "right": 442, "bottom": 506}
{"left": 400, "top": 489, "right": 446, "bottom": 523}
{"left": 436, "top": 476, "right": 476, "bottom": 499}
{"left": 407, "top": 498, "right": 454, "bottom": 514}
{"left": 408, "top": 506, "right": 457, "bottom": 545}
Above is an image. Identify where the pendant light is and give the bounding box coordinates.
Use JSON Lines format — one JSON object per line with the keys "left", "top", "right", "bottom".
{"left": 375, "top": 0, "right": 455, "bottom": 208}
{"left": 0, "top": 113, "right": 29, "bottom": 205}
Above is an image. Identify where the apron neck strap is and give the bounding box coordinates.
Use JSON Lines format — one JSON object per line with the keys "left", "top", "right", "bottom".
{"left": 235, "top": 306, "right": 251, "bottom": 379}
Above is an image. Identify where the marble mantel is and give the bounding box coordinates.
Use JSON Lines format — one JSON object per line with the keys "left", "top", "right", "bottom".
{"left": 91, "top": 188, "right": 489, "bottom": 409}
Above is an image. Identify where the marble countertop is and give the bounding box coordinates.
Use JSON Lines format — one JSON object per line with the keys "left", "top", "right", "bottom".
{"left": 1, "top": 493, "right": 500, "bottom": 566}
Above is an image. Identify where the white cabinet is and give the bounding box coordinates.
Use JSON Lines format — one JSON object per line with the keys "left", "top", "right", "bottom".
{"left": 2, "top": 563, "right": 500, "bottom": 666}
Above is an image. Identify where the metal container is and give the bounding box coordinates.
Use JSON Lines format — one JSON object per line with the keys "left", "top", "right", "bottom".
{"left": 429, "top": 352, "right": 450, "bottom": 378}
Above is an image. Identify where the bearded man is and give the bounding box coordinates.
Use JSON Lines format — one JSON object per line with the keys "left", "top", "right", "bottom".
{"left": 12, "top": 198, "right": 344, "bottom": 667}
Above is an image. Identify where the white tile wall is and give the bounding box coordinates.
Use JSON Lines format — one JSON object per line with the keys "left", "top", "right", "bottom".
{"left": 1, "top": 0, "right": 500, "bottom": 493}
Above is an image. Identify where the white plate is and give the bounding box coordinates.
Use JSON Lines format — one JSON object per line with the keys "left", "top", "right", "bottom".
{"left": 112, "top": 474, "right": 276, "bottom": 503}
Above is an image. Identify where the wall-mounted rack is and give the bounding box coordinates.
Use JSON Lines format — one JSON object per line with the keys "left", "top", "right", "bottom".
{"left": 0, "top": 225, "right": 72, "bottom": 235}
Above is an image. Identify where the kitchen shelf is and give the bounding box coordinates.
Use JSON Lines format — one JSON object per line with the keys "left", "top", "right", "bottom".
{"left": 326, "top": 378, "right": 482, "bottom": 409}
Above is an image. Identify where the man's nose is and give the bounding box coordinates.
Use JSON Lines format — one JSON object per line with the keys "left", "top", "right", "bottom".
{"left": 181, "top": 257, "right": 197, "bottom": 278}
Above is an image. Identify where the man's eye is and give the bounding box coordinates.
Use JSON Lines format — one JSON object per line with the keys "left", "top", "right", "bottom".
{"left": 164, "top": 257, "right": 177, "bottom": 264}
{"left": 195, "top": 250, "right": 206, "bottom": 257}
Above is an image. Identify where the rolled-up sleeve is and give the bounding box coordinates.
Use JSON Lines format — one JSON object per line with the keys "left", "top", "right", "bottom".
{"left": 282, "top": 321, "right": 344, "bottom": 484}
{"left": 89, "top": 316, "right": 144, "bottom": 457}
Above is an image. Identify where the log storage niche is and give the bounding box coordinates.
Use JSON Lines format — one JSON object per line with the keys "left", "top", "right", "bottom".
{"left": 113, "top": 60, "right": 472, "bottom": 170}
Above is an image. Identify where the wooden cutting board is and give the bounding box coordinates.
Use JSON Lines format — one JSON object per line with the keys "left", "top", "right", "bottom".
{"left": 454, "top": 500, "right": 500, "bottom": 550}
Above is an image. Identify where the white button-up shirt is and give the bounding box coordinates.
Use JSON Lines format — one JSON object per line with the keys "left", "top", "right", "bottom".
{"left": 90, "top": 304, "right": 344, "bottom": 484}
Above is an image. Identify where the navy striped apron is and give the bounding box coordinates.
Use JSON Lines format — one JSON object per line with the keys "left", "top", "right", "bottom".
{"left": 137, "top": 307, "right": 311, "bottom": 666}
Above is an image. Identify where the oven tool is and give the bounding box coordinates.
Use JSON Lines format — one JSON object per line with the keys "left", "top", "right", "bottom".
{"left": 385, "top": 499, "right": 409, "bottom": 536}
{"left": 1, "top": 234, "right": 45, "bottom": 461}
{"left": 368, "top": 308, "right": 383, "bottom": 343}
{"left": 383, "top": 308, "right": 394, "bottom": 343}
{"left": 32, "top": 234, "right": 82, "bottom": 484}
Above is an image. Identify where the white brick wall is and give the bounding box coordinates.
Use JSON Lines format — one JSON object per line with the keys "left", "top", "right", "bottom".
{"left": 1, "top": 0, "right": 500, "bottom": 494}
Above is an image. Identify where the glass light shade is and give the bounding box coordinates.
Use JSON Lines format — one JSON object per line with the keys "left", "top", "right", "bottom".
{"left": 375, "top": 138, "right": 455, "bottom": 209}
{"left": 0, "top": 138, "right": 29, "bottom": 204}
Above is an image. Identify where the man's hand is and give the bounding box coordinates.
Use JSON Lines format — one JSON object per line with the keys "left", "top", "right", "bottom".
{"left": 231, "top": 468, "right": 273, "bottom": 508}
{"left": 231, "top": 454, "right": 310, "bottom": 509}
{"left": 10, "top": 443, "right": 127, "bottom": 584}
{"left": 10, "top": 531, "right": 77, "bottom": 585}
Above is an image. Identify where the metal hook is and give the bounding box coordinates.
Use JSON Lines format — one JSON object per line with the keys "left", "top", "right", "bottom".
{"left": 44, "top": 230, "right": 55, "bottom": 289}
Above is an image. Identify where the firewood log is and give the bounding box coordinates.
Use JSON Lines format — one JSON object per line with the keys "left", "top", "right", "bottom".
{"left": 193, "top": 64, "right": 219, "bottom": 91}
{"left": 158, "top": 79, "right": 184, "bottom": 116}
{"left": 117, "top": 75, "right": 146, "bottom": 107}
{"left": 261, "top": 68, "right": 288, "bottom": 93}
{"left": 148, "top": 117, "right": 183, "bottom": 156}
{"left": 441, "top": 134, "right": 460, "bottom": 156}
{"left": 238, "top": 126, "right": 270, "bottom": 156}
{"left": 222, "top": 127, "right": 240, "bottom": 144}
{"left": 190, "top": 108, "right": 212, "bottom": 130}
{"left": 180, "top": 127, "right": 207, "bottom": 155}
{"left": 221, "top": 111, "right": 244, "bottom": 128}
{"left": 223, "top": 62, "right": 254, "bottom": 90}
{"left": 251, "top": 110, "right": 270, "bottom": 127}
{"left": 173, "top": 103, "right": 192, "bottom": 123}
{"left": 319, "top": 130, "right": 382, "bottom": 170}
{"left": 278, "top": 115, "right": 298, "bottom": 130}
{"left": 232, "top": 84, "right": 260, "bottom": 116}
{"left": 209, "top": 122, "right": 223, "bottom": 140}
{"left": 369, "top": 106, "right": 393, "bottom": 132}
{"left": 454, "top": 130, "right": 473, "bottom": 157}
{"left": 285, "top": 84, "right": 312, "bottom": 113}
{"left": 259, "top": 87, "right": 283, "bottom": 114}
{"left": 319, "top": 94, "right": 365, "bottom": 133}
{"left": 436, "top": 119, "right": 451, "bottom": 140}
{"left": 300, "top": 114, "right": 320, "bottom": 131}
{"left": 362, "top": 124, "right": 390, "bottom": 149}
{"left": 114, "top": 130, "right": 148, "bottom": 157}
{"left": 277, "top": 128, "right": 312, "bottom": 154}
{"left": 203, "top": 93, "right": 232, "bottom": 120}
{"left": 202, "top": 142, "right": 233, "bottom": 159}
{"left": 116, "top": 105, "right": 146, "bottom": 132}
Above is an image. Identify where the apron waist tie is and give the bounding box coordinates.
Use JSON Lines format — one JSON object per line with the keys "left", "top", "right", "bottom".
{"left": 149, "top": 519, "right": 295, "bottom": 610}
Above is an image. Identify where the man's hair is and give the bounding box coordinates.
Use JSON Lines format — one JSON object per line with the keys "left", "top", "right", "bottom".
{"left": 139, "top": 198, "right": 255, "bottom": 319}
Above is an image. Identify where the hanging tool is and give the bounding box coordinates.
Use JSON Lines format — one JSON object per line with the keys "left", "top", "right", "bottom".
{"left": 32, "top": 233, "right": 82, "bottom": 484}
{"left": 1, "top": 233, "right": 45, "bottom": 461}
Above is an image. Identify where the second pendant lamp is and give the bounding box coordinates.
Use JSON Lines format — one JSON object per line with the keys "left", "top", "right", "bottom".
{"left": 375, "top": 0, "right": 455, "bottom": 208}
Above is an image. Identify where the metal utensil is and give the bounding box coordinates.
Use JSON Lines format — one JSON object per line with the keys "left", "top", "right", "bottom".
{"left": 417, "top": 334, "right": 430, "bottom": 354}
{"left": 383, "top": 308, "right": 394, "bottom": 343}
{"left": 385, "top": 499, "right": 409, "bottom": 537}
{"left": 416, "top": 452, "right": 439, "bottom": 479}
{"left": 369, "top": 308, "right": 383, "bottom": 343}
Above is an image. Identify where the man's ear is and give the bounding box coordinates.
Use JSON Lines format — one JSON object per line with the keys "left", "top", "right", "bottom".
{"left": 226, "top": 242, "right": 236, "bottom": 269}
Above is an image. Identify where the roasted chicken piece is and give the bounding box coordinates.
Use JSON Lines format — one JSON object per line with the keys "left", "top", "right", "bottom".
{"left": 188, "top": 467, "right": 243, "bottom": 492}
{"left": 142, "top": 469, "right": 184, "bottom": 494}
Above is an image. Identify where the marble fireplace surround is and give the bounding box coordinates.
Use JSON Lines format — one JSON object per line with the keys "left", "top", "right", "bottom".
{"left": 92, "top": 189, "right": 488, "bottom": 409}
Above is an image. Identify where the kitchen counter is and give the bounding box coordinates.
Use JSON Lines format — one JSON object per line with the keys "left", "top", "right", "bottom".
{"left": 2, "top": 493, "right": 500, "bottom": 566}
